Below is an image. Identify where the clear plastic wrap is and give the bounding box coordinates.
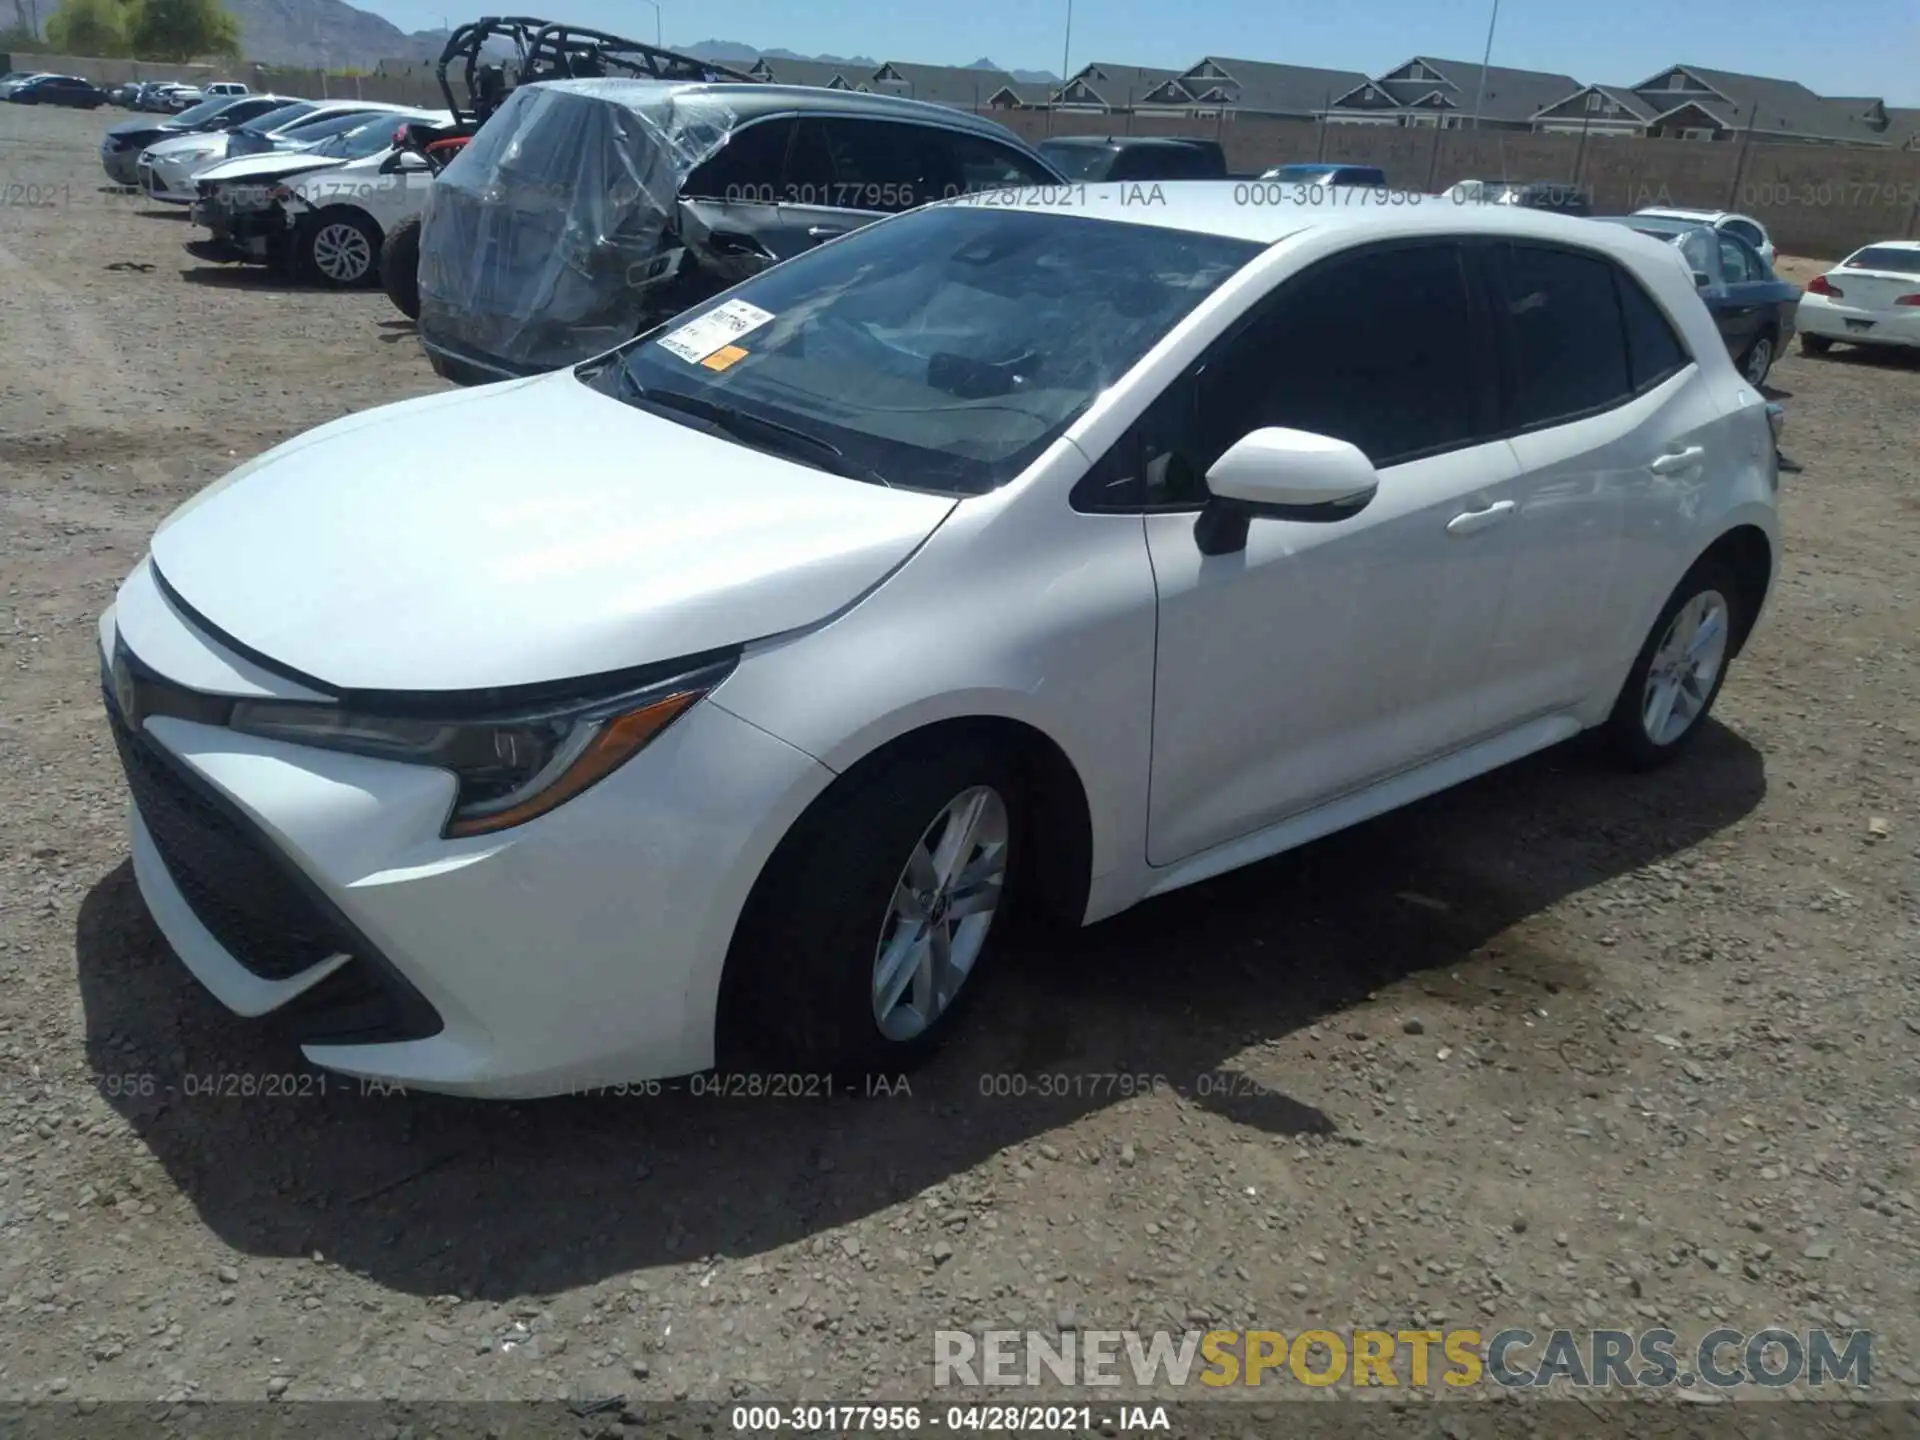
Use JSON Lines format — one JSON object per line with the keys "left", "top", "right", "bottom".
{"left": 417, "top": 79, "right": 739, "bottom": 375}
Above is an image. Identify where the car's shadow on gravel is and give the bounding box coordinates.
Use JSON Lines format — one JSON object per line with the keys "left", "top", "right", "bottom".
{"left": 179, "top": 266, "right": 313, "bottom": 294}
{"left": 75, "top": 724, "right": 1765, "bottom": 1298}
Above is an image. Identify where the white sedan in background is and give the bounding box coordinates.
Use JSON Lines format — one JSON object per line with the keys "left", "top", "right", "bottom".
{"left": 98, "top": 186, "right": 1782, "bottom": 1098}
{"left": 138, "top": 101, "right": 419, "bottom": 203}
{"left": 1632, "top": 207, "right": 1775, "bottom": 268}
{"left": 1795, "top": 240, "right": 1920, "bottom": 355}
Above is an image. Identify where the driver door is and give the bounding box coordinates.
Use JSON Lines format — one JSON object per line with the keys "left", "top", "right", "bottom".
{"left": 1135, "top": 239, "right": 1520, "bottom": 866}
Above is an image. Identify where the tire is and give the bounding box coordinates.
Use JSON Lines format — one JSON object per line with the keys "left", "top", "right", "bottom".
{"left": 719, "top": 738, "right": 1024, "bottom": 1080}
{"left": 296, "top": 207, "right": 380, "bottom": 288}
{"left": 380, "top": 215, "right": 422, "bottom": 320}
{"left": 1601, "top": 556, "right": 1744, "bottom": 770}
{"left": 1800, "top": 333, "right": 1833, "bottom": 357}
{"left": 1738, "top": 329, "right": 1777, "bottom": 387}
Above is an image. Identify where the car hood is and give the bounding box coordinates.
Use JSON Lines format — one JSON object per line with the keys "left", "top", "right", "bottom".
{"left": 146, "top": 369, "right": 959, "bottom": 692}
{"left": 145, "top": 132, "right": 230, "bottom": 159}
{"left": 109, "top": 117, "right": 184, "bottom": 138}
{"left": 194, "top": 151, "right": 347, "bottom": 185}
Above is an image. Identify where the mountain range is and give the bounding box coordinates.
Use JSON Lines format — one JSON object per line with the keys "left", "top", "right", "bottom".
{"left": 221, "top": 0, "right": 1060, "bottom": 81}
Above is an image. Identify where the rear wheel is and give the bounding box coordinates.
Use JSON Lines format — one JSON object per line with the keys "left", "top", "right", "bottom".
{"left": 719, "top": 740, "right": 1022, "bottom": 1080}
{"left": 1602, "top": 557, "right": 1744, "bottom": 770}
{"left": 1800, "top": 333, "right": 1833, "bottom": 357}
{"left": 297, "top": 207, "right": 380, "bottom": 288}
{"left": 1739, "top": 329, "right": 1777, "bottom": 386}
{"left": 380, "top": 215, "right": 422, "bottom": 320}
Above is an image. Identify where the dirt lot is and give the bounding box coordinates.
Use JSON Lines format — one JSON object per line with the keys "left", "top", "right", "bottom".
{"left": 3, "top": 102, "right": 1919, "bottom": 1420}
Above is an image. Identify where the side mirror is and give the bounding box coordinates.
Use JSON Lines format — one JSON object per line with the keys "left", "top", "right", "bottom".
{"left": 1194, "top": 427, "right": 1379, "bottom": 556}
{"left": 380, "top": 149, "right": 428, "bottom": 175}
{"left": 1692, "top": 271, "right": 1712, "bottom": 288}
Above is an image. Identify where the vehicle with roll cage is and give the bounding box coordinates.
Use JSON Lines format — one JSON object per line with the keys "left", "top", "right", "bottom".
{"left": 413, "top": 79, "right": 1064, "bottom": 382}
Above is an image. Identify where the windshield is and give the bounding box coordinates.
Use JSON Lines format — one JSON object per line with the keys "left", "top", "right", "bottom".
{"left": 1038, "top": 144, "right": 1117, "bottom": 181}
{"left": 586, "top": 204, "right": 1260, "bottom": 496}
{"left": 279, "top": 109, "right": 392, "bottom": 143}
{"left": 239, "top": 102, "right": 319, "bottom": 136}
{"left": 307, "top": 114, "right": 415, "bottom": 159}
{"left": 1266, "top": 164, "right": 1338, "bottom": 181}
{"left": 1844, "top": 246, "right": 1920, "bottom": 275}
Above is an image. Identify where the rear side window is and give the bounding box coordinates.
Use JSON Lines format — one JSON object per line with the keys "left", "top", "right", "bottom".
{"left": 683, "top": 119, "right": 795, "bottom": 200}
{"left": 1844, "top": 245, "right": 1920, "bottom": 275}
{"left": 809, "top": 118, "right": 953, "bottom": 212}
{"left": 1721, "top": 218, "right": 1763, "bottom": 247}
{"left": 1492, "top": 243, "right": 1632, "bottom": 428}
{"left": 946, "top": 132, "right": 1055, "bottom": 191}
{"left": 1614, "top": 270, "right": 1691, "bottom": 392}
{"left": 1716, "top": 235, "right": 1757, "bottom": 284}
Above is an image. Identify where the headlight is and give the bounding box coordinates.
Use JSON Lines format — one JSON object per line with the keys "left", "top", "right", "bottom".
{"left": 227, "top": 657, "right": 735, "bottom": 837}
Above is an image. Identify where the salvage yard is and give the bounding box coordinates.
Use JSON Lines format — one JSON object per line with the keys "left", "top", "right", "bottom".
{"left": 3, "top": 100, "right": 1919, "bottom": 1412}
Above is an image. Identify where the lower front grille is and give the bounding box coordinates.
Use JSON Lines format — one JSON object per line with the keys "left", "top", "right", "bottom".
{"left": 107, "top": 693, "right": 353, "bottom": 981}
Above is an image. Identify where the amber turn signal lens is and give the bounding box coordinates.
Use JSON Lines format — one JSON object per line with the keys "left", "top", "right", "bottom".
{"left": 444, "top": 689, "right": 704, "bottom": 838}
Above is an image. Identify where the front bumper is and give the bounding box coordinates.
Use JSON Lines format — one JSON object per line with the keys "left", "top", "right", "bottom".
{"left": 98, "top": 569, "right": 833, "bottom": 1097}
{"left": 191, "top": 189, "right": 294, "bottom": 264}
{"left": 1796, "top": 294, "right": 1920, "bottom": 348}
{"left": 138, "top": 156, "right": 206, "bottom": 204}
{"left": 101, "top": 144, "right": 144, "bottom": 186}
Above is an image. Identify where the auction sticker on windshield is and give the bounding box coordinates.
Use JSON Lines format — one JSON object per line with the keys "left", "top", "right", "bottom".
{"left": 656, "top": 300, "right": 776, "bottom": 364}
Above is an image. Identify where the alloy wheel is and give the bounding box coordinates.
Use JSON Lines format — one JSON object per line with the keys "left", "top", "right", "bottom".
{"left": 1744, "top": 335, "right": 1773, "bottom": 386}
{"left": 1641, "top": 589, "right": 1730, "bottom": 746}
{"left": 312, "top": 223, "right": 372, "bottom": 283}
{"left": 870, "top": 785, "right": 1009, "bottom": 1042}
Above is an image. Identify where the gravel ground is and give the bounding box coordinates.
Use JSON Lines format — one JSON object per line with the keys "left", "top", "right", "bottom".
{"left": 3, "top": 103, "right": 1919, "bottom": 1420}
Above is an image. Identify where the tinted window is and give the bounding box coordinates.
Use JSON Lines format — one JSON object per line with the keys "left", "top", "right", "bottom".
{"left": 1716, "top": 235, "right": 1756, "bottom": 284}
{"left": 1614, "top": 270, "right": 1690, "bottom": 392}
{"left": 1037, "top": 143, "right": 1114, "bottom": 181}
{"left": 1677, "top": 229, "right": 1717, "bottom": 281}
{"left": 1083, "top": 241, "right": 1487, "bottom": 509}
{"left": 947, "top": 132, "right": 1056, "bottom": 190}
{"left": 813, "top": 118, "right": 953, "bottom": 212}
{"left": 683, "top": 118, "right": 795, "bottom": 199}
{"left": 1721, "top": 218, "right": 1763, "bottom": 246}
{"left": 1494, "top": 243, "right": 1632, "bottom": 428}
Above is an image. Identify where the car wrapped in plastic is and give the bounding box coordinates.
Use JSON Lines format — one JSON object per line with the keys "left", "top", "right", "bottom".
{"left": 414, "top": 78, "right": 1063, "bottom": 384}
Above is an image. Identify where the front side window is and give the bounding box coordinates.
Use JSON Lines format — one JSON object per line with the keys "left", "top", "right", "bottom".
{"left": 588, "top": 205, "right": 1260, "bottom": 495}
{"left": 947, "top": 133, "right": 1055, "bottom": 191}
{"left": 807, "top": 118, "right": 951, "bottom": 213}
{"left": 1491, "top": 242, "right": 1633, "bottom": 428}
{"left": 1078, "top": 240, "right": 1490, "bottom": 511}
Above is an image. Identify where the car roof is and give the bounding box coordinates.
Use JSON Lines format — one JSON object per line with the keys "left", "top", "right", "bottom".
{"left": 951, "top": 181, "right": 1683, "bottom": 253}
{"left": 531, "top": 78, "right": 1044, "bottom": 149}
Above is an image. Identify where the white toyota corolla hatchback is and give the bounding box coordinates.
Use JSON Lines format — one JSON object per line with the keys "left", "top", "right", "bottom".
{"left": 100, "top": 185, "right": 1783, "bottom": 1098}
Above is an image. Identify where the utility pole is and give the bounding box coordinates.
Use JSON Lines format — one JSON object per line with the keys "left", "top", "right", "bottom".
{"left": 1059, "top": 0, "right": 1071, "bottom": 102}
{"left": 1726, "top": 102, "right": 1758, "bottom": 210}
{"left": 1469, "top": 0, "right": 1500, "bottom": 130}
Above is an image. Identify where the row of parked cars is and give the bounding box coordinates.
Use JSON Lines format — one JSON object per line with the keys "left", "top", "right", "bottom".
{"left": 83, "top": 26, "right": 1917, "bottom": 391}
{"left": 1, "top": 68, "right": 249, "bottom": 109}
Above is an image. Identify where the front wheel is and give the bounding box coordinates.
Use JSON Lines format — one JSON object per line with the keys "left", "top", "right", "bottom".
{"left": 296, "top": 207, "right": 380, "bottom": 288}
{"left": 380, "top": 215, "right": 422, "bottom": 319}
{"left": 1601, "top": 557, "right": 1744, "bottom": 769}
{"left": 719, "top": 740, "right": 1022, "bottom": 1080}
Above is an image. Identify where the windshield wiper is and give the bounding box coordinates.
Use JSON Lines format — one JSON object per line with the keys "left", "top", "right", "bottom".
{"left": 609, "top": 371, "right": 894, "bottom": 489}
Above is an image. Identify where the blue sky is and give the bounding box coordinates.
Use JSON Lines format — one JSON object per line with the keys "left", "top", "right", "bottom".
{"left": 351, "top": 0, "right": 1920, "bottom": 105}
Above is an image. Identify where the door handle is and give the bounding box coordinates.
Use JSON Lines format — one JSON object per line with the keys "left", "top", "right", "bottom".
{"left": 1648, "top": 446, "right": 1705, "bottom": 475}
{"left": 806, "top": 225, "right": 847, "bottom": 239}
{"left": 1445, "top": 500, "right": 1515, "bottom": 536}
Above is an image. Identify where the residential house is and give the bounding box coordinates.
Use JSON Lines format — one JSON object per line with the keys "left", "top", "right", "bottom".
{"left": 1139, "top": 56, "right": 1369, "bottom": 119}
{"left": 866, "top": 61, "right": 1015, "bottom": 110}
{"left": 1534, "top": 65, "right": 1912, "bottom": 146}
{"left": 1329, "top": 56, "right": 1583, "bottom": 130}
{"left": 983, "top": 80, "right": 1058, "bottom": 109}
{"left": 747, "top": 57, "right": 855, "bottom": 90}
{"left": 1045, "top": 62, "right": 1191, "bottom": 112}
